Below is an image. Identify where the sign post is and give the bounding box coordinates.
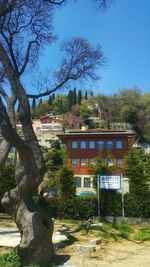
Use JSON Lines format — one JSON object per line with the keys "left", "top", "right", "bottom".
{"left": 97, "top": 175, "right": 124, "bottom": 220}
{"left": 121, "top": 175, "right": 125, "bottom": 220}
{"left": 97, "top": 175, "right": 100, "bottom": 221}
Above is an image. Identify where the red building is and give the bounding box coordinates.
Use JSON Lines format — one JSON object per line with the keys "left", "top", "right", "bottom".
{"left": 58, "top": 129, "right": 136, "bottom": 194}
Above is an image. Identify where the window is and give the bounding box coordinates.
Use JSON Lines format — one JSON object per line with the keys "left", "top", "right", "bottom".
{"left": 84, "top": 177, "right": 91, "bottom": 188}
{"left": 117, "top": 159, "right": 123, "bottom": 166}
{"left": 71, "top": 159, "right": 77, "bottom": 166}
{"left": 108, "top": 159, "right": 113, "bottom": 166}
{"left": 80, "top": 141, "right": 86, "bottom": 149}
{"left": 72, "top": 141, "right": 78, "bottom": 149}
{"left": 89, "top": 158, "right": 94, "bottom": 165}
{"left": 89, "top": 141, "right": 95, "bottom": 149}
{"left": 53, "top": 125, "right": 62, "bottom": 129}
{"left": 98, "top": 141, "right": 104, "bottom": 149}
{"left": 42, "top": 125, "right": 52, "bottom": 129}
{"left": 116, "top": 141, "right": 123, "bottom": 149}
{"left": 80, "top": 159, "right": 86, "bottom": 166}
{"left": 107, "top": 141, "right": 113, "bottom": 149}
{"left": 76, "top": 177, "right": 81, "bottom": 187}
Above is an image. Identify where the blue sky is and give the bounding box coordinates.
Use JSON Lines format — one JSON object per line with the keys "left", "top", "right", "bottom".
{"left": 26, "top": 0, "right": 150, "bottom": 96}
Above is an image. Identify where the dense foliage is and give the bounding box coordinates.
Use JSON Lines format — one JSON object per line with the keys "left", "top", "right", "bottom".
{"left": 31, "top": 88, "right": 150, "bottom": 142}
{"left": 0, "top": 163, "right": 16, "bottom": 212}
{"left": 125, "top": 148, "right": 150, "bottom": 217}
{"left": 36, "top": 190, "right": 149, "bottom": 219}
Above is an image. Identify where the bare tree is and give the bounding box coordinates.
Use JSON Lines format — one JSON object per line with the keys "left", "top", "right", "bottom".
{"left": 0, "top": 0, "right": 112, "bottom": 265}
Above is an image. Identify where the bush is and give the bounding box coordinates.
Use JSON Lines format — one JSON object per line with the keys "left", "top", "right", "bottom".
{"left": 35, "top": 189, "right": 150, "bottom": 220}
{"left": 0, "top": 249, "right": 56, "bottom": 267}
{"left": 0, "top": 163, "right": 16, "bottom": 212}
{"left": 77, "top": 197, "right": 97, "bottom": 219}
{"left": 35, "top": 196, "right": 97, "bottom": 220}
{"left": 99, "top": 190, "right": 122, "bottom": 217}
{"left": 0, "top": 249, "right": 21, "bottom": 267}
{"left": 124, "top": 192, "right": 150, "bottom": 218}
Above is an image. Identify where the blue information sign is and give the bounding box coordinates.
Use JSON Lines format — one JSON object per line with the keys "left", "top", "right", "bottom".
{"left": 97, "top": 175, "right": 122, "bottom": 190}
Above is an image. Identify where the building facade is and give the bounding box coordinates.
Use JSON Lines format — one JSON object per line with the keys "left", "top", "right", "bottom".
{"left": 58, "top": 129, "right": 136, "bottom": 194}
{"left": 16, "top": 115, "right": 64, "bottom": 148}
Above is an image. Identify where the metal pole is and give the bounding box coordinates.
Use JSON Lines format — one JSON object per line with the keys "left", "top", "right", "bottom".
{"left": 97, "top": 175, "right": 100, "bottom": 221}
{"left": 121, "top": 175, "right": 125, "bottom": 220}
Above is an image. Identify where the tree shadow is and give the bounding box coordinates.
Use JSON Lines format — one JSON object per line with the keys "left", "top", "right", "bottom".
{"left": 53, "top": 254, "right": 71, "bottom": 266}
{"left": 53, "top": 232, "right": 77, "bottom": 266}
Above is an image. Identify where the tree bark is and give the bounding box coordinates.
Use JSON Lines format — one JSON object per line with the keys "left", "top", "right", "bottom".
{"left": 1, "top": 187, "right": 54, "bottom": 265}
{"left": 0, "top": 43, "right": 54, "bottom": 265}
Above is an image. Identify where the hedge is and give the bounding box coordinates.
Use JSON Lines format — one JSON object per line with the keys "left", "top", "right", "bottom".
{"left": 35, "top": 190, "right": 150, "bottom": 219}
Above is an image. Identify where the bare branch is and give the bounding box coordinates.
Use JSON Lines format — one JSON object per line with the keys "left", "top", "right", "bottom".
{"left": 94, "top": 0, "right": 115, "bottom": 10}
{"left": 27, "top": 37, "right": 106, "bottom": 98}
{"left": 0, "top": 0, "right": 17, "bottom": 18}
{"left": 19, "top": 40, "right": 38, "bottom": 76}
{"left": 44, "top": 0, "right": 66, "bottom": 5}
{"left": 0, "top": 1, "right": 55, "bottom": 76}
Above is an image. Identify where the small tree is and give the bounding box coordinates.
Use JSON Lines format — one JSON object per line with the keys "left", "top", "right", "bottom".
{"left": 78, "top": 89, "right": 82, "bottom": 105}
{"left": 80, "top": 105, "right": 91, "bottom": 120}
{"left": 67, "top": 90, "right": 73, "bottom": 111}
{"left": 73, "top": 87, "right": 77, "bottom": 106}
{"left": 125, "top": 148, "right": 150, "bottom": 217}
{"left": 42, "top": 145, "right": 66, "bottom": 192}
{"left": 125, "top": 148, "right": 150, "bottom": 194}
{"left": 85, "top": 90, "right": 88, "bottom": 100}
{"left": 31, "top": 98, "right": 37, "bottom": 119}
{"left": 57, "top": 166, "right": 76, "bottom": 200}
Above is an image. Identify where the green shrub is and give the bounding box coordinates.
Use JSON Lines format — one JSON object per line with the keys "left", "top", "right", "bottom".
{"left": 0, "top": 249, "right": 56, "bottom": 267}
{"left": 0, "top": 163, "right": 16, "bottom": 212}
{"left": 124, "top": 192, "right": 150, "bottom": 218}
{"left": 133, "top": 227, "right": 150, "bottom": 241}
{"left": 76, "top": 197, "right": 97, "bottom": 219}
{"left": 99, "top": 190, "right": 122, "bottom": 217}
{"left": 35, "top": 189, "right": 150, "bottom": 220}
{"left": 0, "top": 249, "right": 21, "bottom": 267}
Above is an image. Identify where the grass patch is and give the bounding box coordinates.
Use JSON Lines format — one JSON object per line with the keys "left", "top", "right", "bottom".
{"left": 0, "top": 249, "right": 56, "bottom": 267}
{"left": 114, "top": 222, "right": 133, "bottom": 234}
{"left": 133, "top": 227, "right": 150, "bottom": 241}
{"left": 96, "top": 222, "right": 135, "bottom": 241}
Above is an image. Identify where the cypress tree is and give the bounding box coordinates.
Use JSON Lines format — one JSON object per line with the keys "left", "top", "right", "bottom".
{"left": 39, "top": 98, "right": 42, "bottom": 106}
{"left": 48, "top": 95, "right": 52, "bottom": 106}
{"left": 78, "top": 90, "right": 82, "bottom": 105}
{"left": 72, "top": 87, "right": 77, "bottom": 105}
{"left": 85, "top": 90, "right": 88, "bottom": 100}
{"left": 32, "top": 98, "right": 36, "bottom": 108}
{"left": 90, "top": 90, "right": 94, "bottom": 96}
{"left": 68, "top": 90, "right": 73, "bottom": 111}
{"left": 31, "top": 98, "right": 36, "bottom": 119}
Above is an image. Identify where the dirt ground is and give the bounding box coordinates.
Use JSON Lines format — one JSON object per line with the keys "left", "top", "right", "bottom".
{"left": 0, "top": 219, "right": 150, "bottom": 267}
{"left": 54, "top": 221, "right": 150, "bottom": 267}
{"left": 55, "top": 239, "right": 150, "bottom": 267}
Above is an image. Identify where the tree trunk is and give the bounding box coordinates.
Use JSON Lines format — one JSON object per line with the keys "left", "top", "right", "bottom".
{"left": 0, "top": 43, "right": 54, "bottom": 265}
{"left": 1, "top": 185, "right": 54, "bottom": 266}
